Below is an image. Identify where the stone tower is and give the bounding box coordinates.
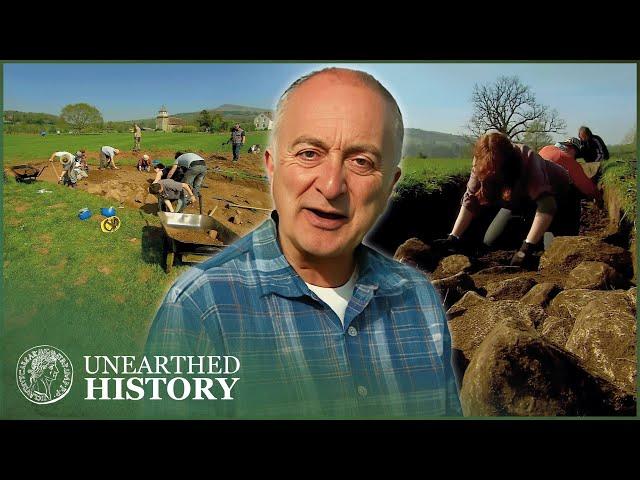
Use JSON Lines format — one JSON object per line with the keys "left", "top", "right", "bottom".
{"left": 156, "top": 105, "right": 169, "bottom": 131}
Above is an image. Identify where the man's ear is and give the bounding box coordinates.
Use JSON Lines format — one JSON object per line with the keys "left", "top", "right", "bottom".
{"left": 264, "top": 148, "right": 275, "bottom": 185}
{"left": 389, "top": 166, "right": 402, "bottom": 194}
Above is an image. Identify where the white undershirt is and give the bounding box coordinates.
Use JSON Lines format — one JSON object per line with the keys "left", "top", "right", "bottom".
{"left": 305, "top": 268, "right": 358, "bottom": 326}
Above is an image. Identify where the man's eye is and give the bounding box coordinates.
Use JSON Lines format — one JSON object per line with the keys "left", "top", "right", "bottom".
{"left": 299, "top": 151, "right": 318, "bottom": 160}
{"left": 350, "top": 157, "right": 374, "bottom": 170}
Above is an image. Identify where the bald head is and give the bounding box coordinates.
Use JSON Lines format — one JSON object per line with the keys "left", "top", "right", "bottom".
{"left": 270, "top": 68, "right": 404, "bottom": 165}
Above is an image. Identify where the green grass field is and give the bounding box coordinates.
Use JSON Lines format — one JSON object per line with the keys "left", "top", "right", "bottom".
{"left": 600, "top": 155, "right": 637, "bottom": 221}
{"left": 400, "top": 157, "right": 472, "bottom": 179}
{"left": 3, "top": 131, "right": 270, "bottom": 165}
{"left": 2, "top": 179, "right": 191, "bottom": 418}
{"left": 396, "top": 157, "right": 472, "bottom": 197}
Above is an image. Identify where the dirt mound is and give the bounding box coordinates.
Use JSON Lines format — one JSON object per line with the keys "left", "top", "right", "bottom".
{"left": 539, "top": 236, "right": 631, "bottom": 275}
{"left": 25, "top": 156, "right": 273, "bottom": 239}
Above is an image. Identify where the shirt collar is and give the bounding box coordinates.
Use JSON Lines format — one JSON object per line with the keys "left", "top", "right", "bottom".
{"left": 254, "top": 212, "right": 411, "bottom": 298}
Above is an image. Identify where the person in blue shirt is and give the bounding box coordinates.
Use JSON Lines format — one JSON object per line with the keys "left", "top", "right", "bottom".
{"left": 145, "top": 67, "right": 462, "bottom": 419}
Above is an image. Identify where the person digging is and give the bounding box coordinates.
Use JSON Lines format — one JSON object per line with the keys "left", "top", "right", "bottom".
{"left": 137, "top": 154, "right": 151, "bottom": 172}
{"left": 149, "top": 179, "right": 197, "bottom": 213}
{"left": 99, "top": 146, "right": 120, "bottom": 170}
{"left": 433, "top": 132, "right": 578, "bottom": 271}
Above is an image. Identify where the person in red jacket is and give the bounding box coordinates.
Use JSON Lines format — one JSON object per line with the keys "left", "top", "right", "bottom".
{"left": 538, "top": 138, "right": 601, "bottom": 201}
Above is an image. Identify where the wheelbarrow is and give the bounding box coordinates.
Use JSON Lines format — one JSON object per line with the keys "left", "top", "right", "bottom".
{"left": 158, "top": 211, "right": 240, "bottom": 273}
{"left": 12, "top": 164, "right": 48, "bottom": 183}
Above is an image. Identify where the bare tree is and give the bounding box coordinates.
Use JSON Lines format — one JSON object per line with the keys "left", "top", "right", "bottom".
{"left": 521, "top": 120, "right": 554, "bottom": 151}
{"left": 467, "top": 76, "right": 566, "bottom": 140}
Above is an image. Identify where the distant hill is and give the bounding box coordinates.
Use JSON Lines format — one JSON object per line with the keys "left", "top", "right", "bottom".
{"left": 127, "top": 104, "right": 271, "bottom": 126}
{"left": 403, "top": 128, "right": 473, "bottom": 158}
{"left": 213, "top": 104, "right": 271, "bottom": 113}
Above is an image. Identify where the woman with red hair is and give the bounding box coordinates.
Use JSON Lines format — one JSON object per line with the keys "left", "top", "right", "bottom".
{"left": 436, "top": 132, "right": 577, "bottom": 267}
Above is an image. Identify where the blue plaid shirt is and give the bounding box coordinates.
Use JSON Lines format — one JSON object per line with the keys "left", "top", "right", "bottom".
{"left": 145, "top": 215, "right": 462, "bottom": 418}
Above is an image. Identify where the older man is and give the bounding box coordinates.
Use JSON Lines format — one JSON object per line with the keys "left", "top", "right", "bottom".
{"left": 145, "top": 68, "right": 461, "bottom": 418}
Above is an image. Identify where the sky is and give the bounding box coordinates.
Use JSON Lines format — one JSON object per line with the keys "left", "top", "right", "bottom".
{"left": 3, "top": 62, "right": 637, "bottom": 143}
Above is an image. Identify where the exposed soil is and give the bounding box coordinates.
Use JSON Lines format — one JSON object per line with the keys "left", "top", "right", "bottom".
{"left": 40, "top": 234, "right": 53, "bottom": 245}
{"left": 13, "top": 202, "right": 30, "bottom": 213}
{"left": 164, "top": 227, "right": 224, "bottom": 246}
{"left": 15, "top": 151, "right": 273, "bottom": 239}
{"left": 9, "top": 154, "right": 632, "bottom": 287}
{"left": 579, "top": 199, "right": 611, "bottom": 240}
{"left": 98, "top": 266, "right": 112, "bottom": 275}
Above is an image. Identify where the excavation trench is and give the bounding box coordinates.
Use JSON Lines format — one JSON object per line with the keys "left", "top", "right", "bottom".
{"left": 367, "top": 174, "right": 637, "bottom": 416}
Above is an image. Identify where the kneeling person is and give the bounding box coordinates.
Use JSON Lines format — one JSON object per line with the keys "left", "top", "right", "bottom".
{"left": 167, "top": 152, "right": 207, "bottom": 197}
{"left": 137, "top": 154, "right": 151, "bottom": 172}
{"left": 149, "top": 179, "right": 197, "bottom": 213}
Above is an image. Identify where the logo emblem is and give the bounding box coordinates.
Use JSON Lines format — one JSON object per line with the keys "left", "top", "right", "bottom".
{"left": 16, "top": 345, "right": 73, "bottom": 404}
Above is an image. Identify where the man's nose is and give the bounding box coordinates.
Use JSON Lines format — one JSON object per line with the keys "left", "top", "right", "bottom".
{"left": 314, "top": 153, "right": 347, "bottom": 200}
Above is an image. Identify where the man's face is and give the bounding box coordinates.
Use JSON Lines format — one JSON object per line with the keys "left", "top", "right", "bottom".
{"left": 579, "top": 131, "right": 588, "bottom": 141}
{"left": 44, "top": 362, "right": 58, "bottom": 381}
{"left": 265, "top": 74, "right": 401, "bottom": 261}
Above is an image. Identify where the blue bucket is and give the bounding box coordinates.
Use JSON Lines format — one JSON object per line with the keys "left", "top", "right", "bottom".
{"left": 101, "top": 206, "right": 116, "bottom": 217}
{"left": 78, "top": 208, "right": 92, "bottom": 220}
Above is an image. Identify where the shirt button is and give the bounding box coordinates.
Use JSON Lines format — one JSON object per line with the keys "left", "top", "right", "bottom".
{"left": 357, "top": 386, "right": 368, "bottom": 397}
{"left": 347, "top": 326, "right": 358, "bottom": 337}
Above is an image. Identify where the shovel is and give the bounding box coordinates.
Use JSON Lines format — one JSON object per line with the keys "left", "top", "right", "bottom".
{"left": 49, "top": 160, "right": 61, "bottom": 183}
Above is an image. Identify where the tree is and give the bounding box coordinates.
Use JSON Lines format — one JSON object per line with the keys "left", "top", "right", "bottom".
{"left": 60, "top": 103, "right": 103, "bottom": 132}
{"left": 520, "top": 120, "right": 554, "bottom": 151}
{"left": 623, "top": 123, "right": 636, "bottom": 145}
{"left": 219, "top": 120, "right": 231, "bottom": 132}
{"left": 467, "top": 76, "right": 566, "bottom": 140}
{"left": 209, "top": 113, "right": 226, "bottom": 132}
{"left": 198, "top": 109, "right": 212, "bottom": 131}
